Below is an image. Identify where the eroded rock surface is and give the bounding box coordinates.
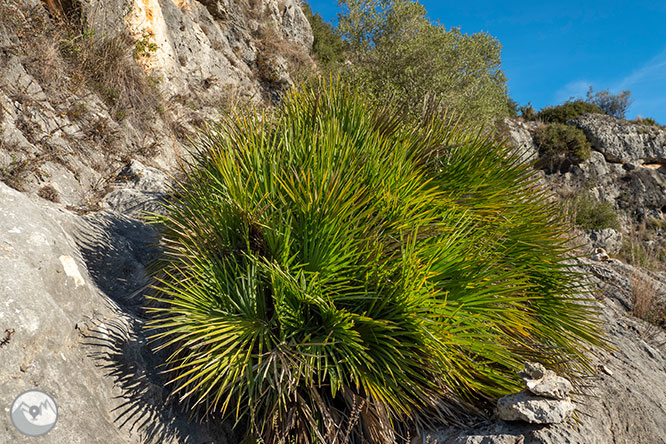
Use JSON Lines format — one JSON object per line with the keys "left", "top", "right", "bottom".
{"left": 102, "top": 159, "right": 171, "bottom": 218}
{"left": 506, "top": 117, "right": 666, "bottom": 257}
{"left": 582, "top": 228, "right": 623, "bottom": 255}
{"left": 0, "top": 0, "right": 313, "bottom": 209}
{"left": 0, "top": 180, "right": 233, "bottom": 443}
{"left": 497, "top": 392, "right": 575, "bottom": 424}
{"left": 520, "top": 364, "right": 573, "bottom": 401}
{"left": 570, "top": 113, "right": 666, "bottom": 163}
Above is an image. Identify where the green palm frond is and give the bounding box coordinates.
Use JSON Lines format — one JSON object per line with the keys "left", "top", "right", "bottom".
{"left": 146, "top": 77, "right": 606, "bottom": 444}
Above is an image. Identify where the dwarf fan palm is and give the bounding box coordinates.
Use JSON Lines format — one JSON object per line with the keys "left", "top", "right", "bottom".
{"left": 147, "top": 78, "right": 605, "bottom": 444}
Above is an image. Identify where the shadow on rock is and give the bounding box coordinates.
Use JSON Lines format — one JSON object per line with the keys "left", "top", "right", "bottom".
{"left": 73, "top": 211, "right": 235, "bottom": 442}
{"left": 81, "top": 316, "right": 233, "bottom": 444}
{"left": 74, "top": 211, "right": 161, "bottom": 315}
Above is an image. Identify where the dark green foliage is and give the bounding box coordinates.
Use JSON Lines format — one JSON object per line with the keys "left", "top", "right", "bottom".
{"left": 519, "top": 102, "right": 537, "bottom": 120}
{"left": 631, "top": 117, "right": 662, "bottom": 127}
{"left": 336, "top": 0, "right": 511, "bottom": 127}
{"left": 148, "top": 79, "right": 605, "bottom": 444}
{"left": 575, "top": 193, "right": 619, "bottom": 230}
{"left": 301, "top": 2, "right": 346, "bottom": 69}
{"left": 537, "top": 100, "right": 605, "bottom": 124}
{"left": 534, "top": 123, "right": 591, "bottom": 171}
{"left": 586, "top": 87, "right": 632, "bottom": 119}
{"left": 507, "top": 98, "right": 519, "bottom": 116}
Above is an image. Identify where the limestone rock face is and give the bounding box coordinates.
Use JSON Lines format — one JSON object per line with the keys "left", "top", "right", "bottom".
{"left": 502, "top": 118, "right": 539, "bottom": 163}
{"left": 497, "top": 391, "right": 575, "bottom": 424}
{"left": 0, "top": 0, "right": 313, "bottom": 210}
{"left": 82, "top": 0, "right": 314, "bottom": 102}
{"left": 102, "top": 159, "right": 170, "bottom": 218}
{"left": 0, "top": 180, "right": 234, "bottom": 443}
{"left": 504, "top": 117, "right": 666, "bottom": 257}
{"left": 583, "top": 228, "right": 623, "bottom": 255}
{"left": 570, "top": 113, "right": 666, "bottom": 163}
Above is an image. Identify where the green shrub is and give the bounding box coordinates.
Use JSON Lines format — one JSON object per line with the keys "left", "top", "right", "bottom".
{"left": 507, "top": 98, "right": 519, "bottom": 116}
{"left": 133, "top": 32, "right": 158, "bottom": 59}
{"left": 534, "top": 123, "right": 592, "bottom": 171}
{"left": 586, "top": 87, "right": 632, "bottom": 119}
{"left": 336, "top": 0, "right": 511, "bottom": 128}
{"left": 519, "top": 102, "right": 537, "bottom": 120}
{"left": 147, "top": 79, "right": 604, "bottom": 444}
{"left": 631, "top": 117, "right": 661, "bottom": 127}
{"left": 301, "top": 2, "right": 346, "bottom": 69}
{"left": 537, "top": 100, "right": 605, "bottom": 124}
{"left": 575, "top": 193, "right": 619, "bottom": 230}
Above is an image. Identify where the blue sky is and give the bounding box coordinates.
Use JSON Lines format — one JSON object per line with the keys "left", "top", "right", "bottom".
{"left": 306, "top": 1, "right": 666, "bottom": 122}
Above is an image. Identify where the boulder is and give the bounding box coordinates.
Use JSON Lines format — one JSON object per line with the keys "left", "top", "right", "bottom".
{"left": 520, "top": 369, "right": 573, "bottom": 401}
{"left": 496, "top": 391, "right": 575, "bottom": 424}
{"left": 590, "top": 247, "right": 610, "bottom": 262}
{"left": 569, "top": 113, "right": 666, "bottom": 164}
{"left": 102, "top": 160, "right": 171, "bottom": 218}
{"left": 495, "top": 363, "right": 575, "bottom": 424}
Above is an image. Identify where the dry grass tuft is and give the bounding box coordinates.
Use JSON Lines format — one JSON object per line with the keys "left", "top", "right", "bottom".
{"left": 38, "top": 184, "right": 60, "bottom": 202}
{"left": 630, "top": 272, "right": 666, "bottom": 330}
{"left": 631, "top": 272, "right": 657, "bottom": 322}
{"left": 60, "top": 30, "right": 163, "bottom": 121}
{"left": 1, "top": 0, "right": 163, "bottom": 125}
{"left": 0, "top": 157, "right": 34, "bottom": 191}
{"left": 619, "top": 222, "right": 665, "bottom": 272}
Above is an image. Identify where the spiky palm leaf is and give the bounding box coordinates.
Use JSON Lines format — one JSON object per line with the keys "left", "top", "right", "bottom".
{"left": 147, "top": 78, "right": 605, "bottom": 444}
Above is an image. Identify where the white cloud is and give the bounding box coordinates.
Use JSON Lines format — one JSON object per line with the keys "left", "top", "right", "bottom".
{"left": 612, "top": 48, "right": 666, "bottom": 120}
{"left": 614, "top": 49, "right": 666, "bottom": 90}
{"left": 553, "top": 80, "right": 591, "bottom": 104}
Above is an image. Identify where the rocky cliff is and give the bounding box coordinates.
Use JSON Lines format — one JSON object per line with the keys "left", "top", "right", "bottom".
{"left": 0, "top": 0, "right": 312, "bottom": 208}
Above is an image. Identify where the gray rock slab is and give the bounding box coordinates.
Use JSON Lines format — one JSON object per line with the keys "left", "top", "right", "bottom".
{"left": 583, "top": 228, "right": 623, "bottom": 255}
{"left": 570, "top": 113, "right": 666, "bottom": 163}
{"left": 102, "top": 160, "right": 171, "bottom": 219}
{"left": 0, "top": 182, "right": 230, "bottom": 443}
{"left": 523, "top": 374, "right": 573, "bottom": 401}
{"left": 497, "top": 392, "right": 574, "bottom": 424}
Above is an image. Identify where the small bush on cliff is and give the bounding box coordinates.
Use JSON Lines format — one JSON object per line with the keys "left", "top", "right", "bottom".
{"left": 537, "top": 100, "right": 605, "bottom": 124}
{"left": 586, "top": 87, "right": 632, "bottom": 119}
{"left": 574, "top": 193, "right": 619, "bottom": 230}
{"left": 631, "top": 117, "right": 662, "bottom": 127}
{"left": 534, "top": 123, "right": 591, "bottom": 171}
{"left": 148, "top": 79, "right": 604, "bottom": 444}
{"left": 519, "top": 102, "right": 537, "bottom": 120}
